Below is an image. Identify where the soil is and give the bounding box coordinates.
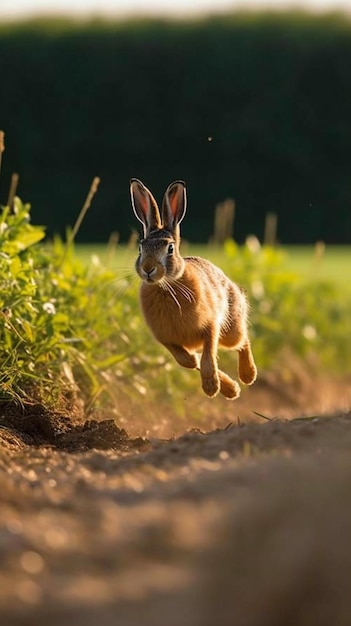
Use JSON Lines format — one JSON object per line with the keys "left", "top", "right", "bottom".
{"left": 0, "top": 376, "right": 351, "bottom": 626}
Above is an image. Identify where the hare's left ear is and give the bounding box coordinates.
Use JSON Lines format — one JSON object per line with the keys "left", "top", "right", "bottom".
{"left": 161, "top": 180, "right": 187, "bottom": 232}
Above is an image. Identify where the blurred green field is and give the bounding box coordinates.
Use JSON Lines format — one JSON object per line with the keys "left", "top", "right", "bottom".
{"left": 283, "top": 245, "right": 351, "bottom": 287}
{"left": 75, "top": 243, "right": 351, "bottom": 288}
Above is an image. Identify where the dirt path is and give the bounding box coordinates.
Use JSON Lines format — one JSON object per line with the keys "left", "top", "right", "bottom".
{"left": 0, "top": 391, "right": 351, "bottom": 625}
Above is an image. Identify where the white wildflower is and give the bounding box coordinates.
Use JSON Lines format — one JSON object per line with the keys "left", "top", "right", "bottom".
{"left": 43, "top": 302, "right": 56, "bottom": 315}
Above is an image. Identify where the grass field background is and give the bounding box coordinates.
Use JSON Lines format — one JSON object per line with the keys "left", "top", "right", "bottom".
{"left": 74, "top": 242, "right": 351, "bottom": 287}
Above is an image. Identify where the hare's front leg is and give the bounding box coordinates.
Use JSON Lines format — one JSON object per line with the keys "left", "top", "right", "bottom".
{"left": 200, "top": 326, "right": 221, "bottom": 398}
{"left": 162, "top": 343, "right": 199, "bottom": 370}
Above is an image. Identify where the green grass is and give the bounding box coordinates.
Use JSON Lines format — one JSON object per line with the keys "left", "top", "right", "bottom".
{"left": 283, "top": 245, "right": 351, "bottom": 287}
{"left": 75, "top": 242, "right": 351, "bottom": 287}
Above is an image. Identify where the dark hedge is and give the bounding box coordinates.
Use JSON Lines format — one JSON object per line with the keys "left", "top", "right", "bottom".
{"left": 1, "top": 12, "right": 351, "bottom": 243}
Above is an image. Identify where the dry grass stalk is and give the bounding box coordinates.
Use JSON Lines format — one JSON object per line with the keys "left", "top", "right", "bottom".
{"left": 314, "top": 240, "right": 326, "bottom": 265}
{"left": 62, "top": 176, "right": 101, "bottom": 262}
{"left": 264, "top": 211, "right": 278, "bottom": 246}
{"left": 0, "top": 131, "right": 5, "bottom": 178}
{"left": 213, "top": 198, "right": 235, "bottom": 244}
{"left": 127, "top": 229, "right": 139, "bottom": 249}
{"left": 7, "top": 173, "right": 19, "bottom": 210}
{"left": 70, "top": 176, "right": 100, "bottom": 244}
{"left": 106, "top": 230, "right": 120, "bottom": 265}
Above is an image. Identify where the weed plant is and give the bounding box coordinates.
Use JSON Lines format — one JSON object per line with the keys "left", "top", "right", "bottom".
{"left": 0, "top": 197, "right": 135, "bottom": 408}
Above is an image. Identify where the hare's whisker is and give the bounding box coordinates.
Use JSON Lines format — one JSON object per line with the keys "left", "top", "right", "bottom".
{"left": 161, "top": 278, "right": 182, "bottom": 313}
{"left": 111, "top": 274, "right": 139, "bottom": 299}
{"left": 170, "top": 279, "right": 196, "bottom": 303}
{"left": 103, "top": 272, "right": 135, "bottom": 290}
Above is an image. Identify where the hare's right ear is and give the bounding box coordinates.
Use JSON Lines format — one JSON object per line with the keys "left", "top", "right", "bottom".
{"left": 161, "top": 180, "right": 187, "bottom": 233}
{"left": 130, "top": 178, "right": 162, "bottom": 237}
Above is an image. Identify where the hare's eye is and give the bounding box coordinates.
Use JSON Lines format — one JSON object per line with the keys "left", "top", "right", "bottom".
{"left": 167, "top": 243, "right": 174, "bottom": 254}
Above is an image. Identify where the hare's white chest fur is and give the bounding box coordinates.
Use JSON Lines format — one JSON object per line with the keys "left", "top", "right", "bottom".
{"left": 130, "top": 178, "right": 257, "bottom": 399}
{"left": 140, "top": 257, "right": 242, "bottom": 350}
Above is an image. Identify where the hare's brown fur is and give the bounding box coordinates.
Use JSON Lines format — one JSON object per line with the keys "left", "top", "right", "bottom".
{"left": 130, "top": 178, "right": 257, "bottom": 399}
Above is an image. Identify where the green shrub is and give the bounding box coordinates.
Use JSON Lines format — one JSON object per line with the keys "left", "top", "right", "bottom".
{"left": 220, "top": 238, "right": 351, "bottom": 374}
{"left": 0, "top": 197, "right": 132, "bottom": 407}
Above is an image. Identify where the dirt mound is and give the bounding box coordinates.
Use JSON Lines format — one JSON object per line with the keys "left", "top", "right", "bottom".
{"left": 0, "top": 403, "right": 147, "bottom": 452}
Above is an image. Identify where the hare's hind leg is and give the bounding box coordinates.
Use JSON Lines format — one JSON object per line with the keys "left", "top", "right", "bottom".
{"left": 218, "top": 370, "right": 241, "bottom": 400}
{"left": 238, "top": 339, "right": 257, "bottom": 385}
{"left": 202, "top": 325, "right": 241, "bottom": 399}
{"left": 219, "top": 304, "right": 257, "bottom": 386}
{"left": 200, "top": 326, "right": 221, "bottom": 398}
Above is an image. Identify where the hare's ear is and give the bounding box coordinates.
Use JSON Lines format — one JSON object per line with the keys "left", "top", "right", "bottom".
{"left": 130, "top": 178, "right": 161, "bottom": 237}
{"left": 162, "top": 180, "right": 187, "bottom": 233}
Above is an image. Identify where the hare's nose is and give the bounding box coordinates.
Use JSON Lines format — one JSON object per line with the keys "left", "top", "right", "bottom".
{"left": 142, "top": 266, "right": 157, "bottom": 280}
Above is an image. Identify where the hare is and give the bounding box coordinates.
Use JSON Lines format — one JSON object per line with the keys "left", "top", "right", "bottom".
{"left": 130, "top": 178, "right": 257, "bottom": 399}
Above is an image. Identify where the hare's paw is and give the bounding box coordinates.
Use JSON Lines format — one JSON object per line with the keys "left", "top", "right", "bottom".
{"left": 201, "top": 373, "right": 220, "bottom": 398}
{"left": 238, "top": 346, "right": 257, "bottom": 385}
{"left": 218, "top": 371, "right": 241, "bottom": 400}
{"left": 239, "top": 363, "right": 257, "bottom": 385}
{"left": 239, "top": 362, "right": 257, "bottom": 386}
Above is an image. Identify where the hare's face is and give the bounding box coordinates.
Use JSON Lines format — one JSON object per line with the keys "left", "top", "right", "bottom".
{"left": 136, "top": 234, "right": 184, "bottom": 284}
